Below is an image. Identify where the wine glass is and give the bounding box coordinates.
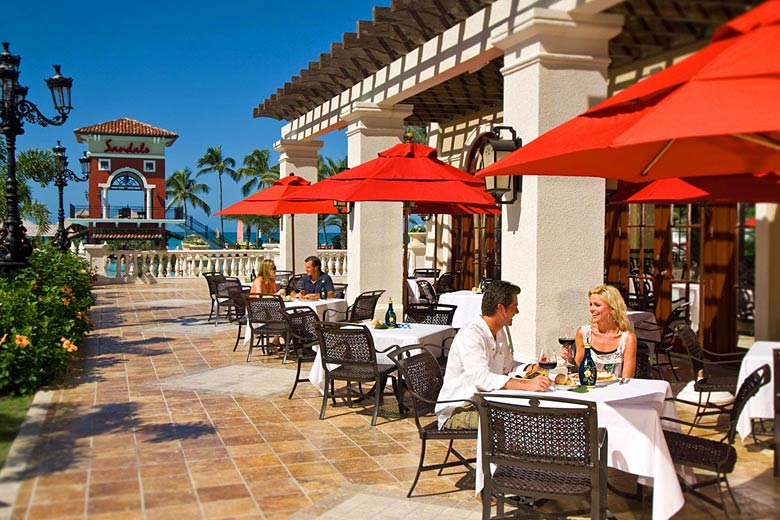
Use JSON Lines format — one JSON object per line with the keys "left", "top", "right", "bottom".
{"left": 538, "top": 345, "right": 558, "bottom": 372}
{"left": 558, "top": 327, "right": 576, "bottom": 365}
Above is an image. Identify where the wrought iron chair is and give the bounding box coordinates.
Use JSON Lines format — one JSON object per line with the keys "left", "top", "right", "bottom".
{"left": 435, "top": 271, "right": 458, "bottom": 295}
{"left": 274, "top": 269, "right": 293, "bottom": 288}
{"left": 213, "top": 277, "right": 244, "bottom": 326}
{"left": 634, "top": 342, "right": 653, "bottom": 379}
{"left": 322, "top": 289, "right": 385, "bottom": 322}
{"left": 773, "top": 348, "right": 779, "bottom": 478}
{"left": 404, "top": 303, "right": 457, "bottom": 326}
{"left": 313, "top": 322, "right": 400, "bottom": 426}
{"left": 203, "top": 272, "right": 225, "bottom": 322}
{"left": 633, "top": 300, "right": 691, "bottom": 381}
{"left": 332, "top": 282, "right": 348, "bottom": 299}
{"left": 416, "top": 279, "right": 437, "bottom": 303}
{"left": 286, "top": 272, "right": 306, "bottom": 294}
{"left": 662, "top": 363, "right": 770, "bottom": 519}
{"left": 476, "top": 394, "right": 608, "bottom": 520}
{"left": 675, "top": 322, "right": 744, "bottom": 426}
{"left": 286, "top": 307, "right": 321, "bottom": 399}
{"left": 388, "top": 345, "right": 477, "bottom": 497}
{"left": 413, "top": 268, "right": 440, "bottom": 278}
{"left": 243, "top": 294, "right": 292, "bottom": 362}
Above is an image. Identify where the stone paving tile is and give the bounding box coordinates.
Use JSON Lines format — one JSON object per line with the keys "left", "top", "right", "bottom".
{"left": 2, "top": 279, "right": 778, "bottom": 520}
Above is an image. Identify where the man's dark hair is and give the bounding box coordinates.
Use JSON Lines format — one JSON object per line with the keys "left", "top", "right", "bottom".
{"left": 305, "top": 255, "right": 322, "bottom": 270}
{"left": 481, "top": 280, "right": 521, "bottom": 316}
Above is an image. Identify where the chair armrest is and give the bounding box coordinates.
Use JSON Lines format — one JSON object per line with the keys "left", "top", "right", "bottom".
{"left": 322, "top": 307, "right": 347, "bottom": 322}
{"left": 660, "top": 414, "right": 729, "bottom": 434}
{"left": 701, "top": 348, "right": 745, "bottom": 360}
{"left": 598, "top": 427, "right": 608, "bottom": 449}
{"left": 701, "top": 358, "right": 743, "bottom": 367}
{"left": 375, "top": 343, "right": 400, "bottom": 354}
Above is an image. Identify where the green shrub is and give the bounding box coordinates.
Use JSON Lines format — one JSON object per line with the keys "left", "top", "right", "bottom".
{"left": 0, "top": 244, "right": 94, "bottom": 395}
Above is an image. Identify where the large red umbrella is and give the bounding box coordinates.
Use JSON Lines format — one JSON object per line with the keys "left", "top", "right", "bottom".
{"left": 215, "top": 175, "right": 338, "bottom": 272}
{"left": 610, "top": 172, "right": 780, "bottom": 204}
{"left": 288, "top": 141, "right": 498, "bottom": 299}
{"left": 478, "top": 0, "right": 780, "bottom": 182}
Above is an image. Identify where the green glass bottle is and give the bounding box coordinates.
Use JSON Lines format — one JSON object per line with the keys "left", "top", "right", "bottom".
{"left": 384, "top": 298, "right": 397, "bottom": 327}
{"left": 320, "top": 281, "right": 328, "bottom": 300}
{"left": 578, "top": 343, "right": 597, "bottom": 386}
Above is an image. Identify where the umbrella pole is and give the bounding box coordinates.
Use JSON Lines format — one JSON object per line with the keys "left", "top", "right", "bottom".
{"left": 433, "top": 215, "right": 439, "bottom": 285}
{"left": 290, "top": 214, "right": 296, "bottom": 274}
{"left": 403, "top": 205, "right": 409, "bottom": 308}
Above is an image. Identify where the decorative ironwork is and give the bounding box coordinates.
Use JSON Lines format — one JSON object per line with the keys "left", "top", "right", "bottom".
{"left": 110, "top": 173, "right": 143, "bottom": 190}
{"left": 0, "top": 42, "right": 73, "bottom": 267}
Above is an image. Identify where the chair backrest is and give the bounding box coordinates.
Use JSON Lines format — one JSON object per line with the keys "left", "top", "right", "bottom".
{"left": 674, "top": 322, "right": 705, "bottom": 376}
{"left": 416, "top": 280, "right": 437, "bottom": 303}
{"left": 662, "top": 301, "right": 691, "bottom": 339}
{"left": 286, "top": 307, "right": 319, "bottom": 346}
{"left": 347, "top": 290, "right": 385, "bottom": 322}
{"left": 413, "top": 268, "right": 440, "bottom": 278}
{"left": 215, "top": 277, "right": 242, "bottom": 299}
{"left": 388, "top": 345, "right": 444, "bottom": 431}
{"left": 332, "top": 283, "right": 348, "bottom": 299}
{"left": 405, "top": 303, "right": 456, "bottom": 326}
{"left": 203, "top": 272, "right": 225, "bottom": 297}
{"left": 314, "top": 322, "right": 378, "bottom": 367}
{"left": 727, "top": 363, "right": 771, "bottom": 443}
{"left": 635, "top": 342, "right": 653, "bottom": 379}
{"left": 774, "top": 349, "right": 780, "bottom": 416}
{"left": 435, "top": 272, "right": 457, "bottom": 294}
{"left": 274, "top": 269, "right": 292, "bottom": 287}
{"left": 244, "top": 293, "right": 288, "bottom": 328}
{"left": 287, "top": 273, "right": 307, "bottom": 293}
{"left": 476, "top": 395, "right": 601, "bottom": 477}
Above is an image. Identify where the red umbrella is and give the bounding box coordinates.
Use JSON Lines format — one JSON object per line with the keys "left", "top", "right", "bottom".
{"left": 478, "top": 0, "right": 780, "bottom": 182}
{"left": 215, "top": 175, "right": 338, "bottom": 272}
{"left": 610, "top": 172, "right": 780, "bottom": 204}
{"left": 288, "top": 141, "right": 498, "bottom": 300}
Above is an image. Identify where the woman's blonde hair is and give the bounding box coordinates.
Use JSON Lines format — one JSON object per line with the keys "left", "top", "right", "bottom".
{"left": 588, "top": 284, "right": 633, "bottom": 332}
{"left": 257, "top": 258, "right": 275, "bottom": 283}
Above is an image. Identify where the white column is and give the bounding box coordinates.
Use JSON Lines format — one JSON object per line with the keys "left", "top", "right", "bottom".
{"left": 145, "top": 188, "right": 153, "bottom": 218}
{"left": 492, "top": 9, "right": 624, "bottom": 360}
{"left": 342, "top": 102, "right": 414, "bottom": 317}
{"left": 273, "top": 139, "right": 323, "bottom": 273}
{"left": 754, "top": 203, "right": 780, "bottom": 340}
{"left": 101, "top": 187, "right": 108, "bottom": 219}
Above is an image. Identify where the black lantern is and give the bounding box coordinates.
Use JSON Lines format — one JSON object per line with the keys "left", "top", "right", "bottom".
{"left": 333, "top": 200, "right": 353, "bottom": 214}
{"left": 0, "top": 42, "right": 73, "bottom": 267}
{"left": 46, "top": 142, "right": 89, "bottom": 252}
{"left": 481, "top": 126, "right": 522, "bottom": 204}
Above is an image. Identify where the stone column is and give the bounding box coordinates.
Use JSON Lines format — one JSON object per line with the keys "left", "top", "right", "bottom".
{"left": 342, "top": 102, "right": 414, "bottom": 317}
{"left": 100, "top": 187, "right": 108, "bottom": 219}
{"left": 492, "top": 9, "right": 624, "bottom": 360}
{"left": 274, "top": 139, "right": 324, "bottom": 274}
{"left": 145, "top": 187, "right": 153, "bottom": 219}
{"left": 754, "top": 203, "right": 780, "bottom": 340}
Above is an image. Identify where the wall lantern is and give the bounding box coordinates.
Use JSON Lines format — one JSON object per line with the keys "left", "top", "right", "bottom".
{"left": 481, "top": 126, "right": 522, "bottom": 204}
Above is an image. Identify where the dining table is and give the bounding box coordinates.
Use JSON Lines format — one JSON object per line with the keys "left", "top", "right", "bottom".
{"left": 736, "top": 340, "right": 778, "bottom": 440}
{"left": 476, "top": 379, "right": 686, "bottom": 520}
{"left": 438, "top": 290, "right": 483, "bottom": 328}
{"left": 308, "top": 322, "right": 455, "bottom": 392}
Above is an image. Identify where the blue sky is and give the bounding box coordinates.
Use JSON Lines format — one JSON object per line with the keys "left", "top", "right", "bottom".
{"left": 2, "top": 0, "right": 390, "bottom": 229}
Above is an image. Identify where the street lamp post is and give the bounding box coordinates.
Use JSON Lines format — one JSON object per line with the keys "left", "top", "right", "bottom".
{"left": 0, "top": 42, "right": 73, "bottom": 268}
{"left": 47, "top": 142, "right": 89, "bottom": 251}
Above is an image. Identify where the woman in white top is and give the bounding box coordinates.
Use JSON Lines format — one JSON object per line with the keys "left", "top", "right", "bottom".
{"left": 574, "top": 284, "right": 637, "bottom": 378}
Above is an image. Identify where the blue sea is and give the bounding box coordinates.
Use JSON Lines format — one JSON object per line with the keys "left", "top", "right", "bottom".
{"left": 166, "top": 226, "right": 343, "bottom": 249}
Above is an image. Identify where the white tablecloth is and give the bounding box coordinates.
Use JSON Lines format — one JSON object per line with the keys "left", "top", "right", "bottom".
{"left": 242, "top": 298, "right": 347, "bottom": 346}
{"left": 438, "top": 290, "right": 483, "bottom": 328}
{"left": 736, "top": 341, "right": 778, "bottom": 440}
{"left": 309, "top": 323, "right": 455, "bottom": 392}
{"left": 476, "top": 379, "right": 685, "bottom": 520}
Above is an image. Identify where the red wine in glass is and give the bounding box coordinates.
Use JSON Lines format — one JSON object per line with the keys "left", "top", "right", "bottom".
{"left": 539, "top": 360, "right": 557, "bottom": 371}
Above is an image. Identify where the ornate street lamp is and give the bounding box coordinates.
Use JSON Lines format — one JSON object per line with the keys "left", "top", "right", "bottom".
{"left": 480, "top": 126, "right": 523, "bottom": 204}
{"left": 48, "top": 142, "right": 89, "bottom": 251}
{"left": 0, "top": 42, "right": 73, "bottom": 267}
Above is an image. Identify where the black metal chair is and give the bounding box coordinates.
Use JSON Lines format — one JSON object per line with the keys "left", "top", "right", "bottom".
{"left": 773, "top": 349, "right": 779, "bottom": 478}
{"left": 634, "top": 300, "right": 691, "bottom": 381}
{"left": 675, "top": 322, "right": 744, "bottom": 426}
{"left": 404, "top": 303, "right": 457, "bottom": 326}
{"left": 388, "top": 345, "right": 477, "bottom": 497}
{"left": 413, "top": 268, "right": 440, "bottom": 278}
{"left": 286, "top": 272, "right": 306, "bottom": 294}
{"left": 323, "top": 289, "right": 385, "bottom": 322}
{"left": 476, "top": 394, "right": 608, "bottom": 520}
{"left": 203, "top": 272, "right": 225, "bottom": 322}
{"left": 634, "top": 342, "right": 653, "bottom": 379}
{"left": 274, "top": 269, "right": 292, "bottom": 288}
{"left": 286, "top": 307, "right": 320, "bottom": 399}
{"left": 416, "top": 279, "right": 437, "bottom": 303}
{"left": 214, "top": 277, "right": 244, "bottom": 326}
{"left": 243, "top": 294, "right": 292, "bottom": 362}
{"left": 332, "top": 282, "right": 348, "bottom": 299}
{"left": 662, "top": 363, "right": 771, "bottom": 519}
{"left": 314, "top": 322, "right": 400, "bottom": 426}
{"left": 435, "top": 271, "right": 458, "bottom": 295}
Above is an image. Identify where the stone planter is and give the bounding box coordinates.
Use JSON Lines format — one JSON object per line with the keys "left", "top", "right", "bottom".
{"left": 181, "top": 243, "right": 209, "bottom": 250}
{"left": 408, "top": 232, "right": 427, "bottom": 244}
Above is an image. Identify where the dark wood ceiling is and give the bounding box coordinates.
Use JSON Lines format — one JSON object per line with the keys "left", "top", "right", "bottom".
{"left": 254, "top": 0, "right": 763, "bottom": 126}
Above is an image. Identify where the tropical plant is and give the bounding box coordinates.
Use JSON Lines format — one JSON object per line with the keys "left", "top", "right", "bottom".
{"left": 197, "top": 146, "right": 238, "bottom": 246}
{"left": 0, "top": 142, "right": 55, "bottom": 236}
{"left": 404, "top": 125, "right": 427, "bottom": 144}
{"left": 165, "top": 167, "right": 211, "bottom": 222}
{"left": 236, "top": 149, "right": 279, "bottom": 246}
{"left": 318, "top": 155, "right": 348, "bottom": 248}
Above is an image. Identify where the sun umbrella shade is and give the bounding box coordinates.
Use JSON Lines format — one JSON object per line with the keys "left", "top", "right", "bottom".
{"left": 478, "top": 0, "right": 780, "bottom": 182}
{"left": 215, "top": 175, "right": 338, "bottom": 216}
{"left": 610, "top": 173, "right": 780, "bottom": 204}
{"left": 288, "top": 142, "right": 496, "bottom": 206}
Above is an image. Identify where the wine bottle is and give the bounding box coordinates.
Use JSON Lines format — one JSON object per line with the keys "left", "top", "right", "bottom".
{"left": 385, "top": 298, "right": 397, "bottom": 327}
{"left": 320, "top": 281, "right": 328, "bottom": 300}
{"left": 479, "top": 270, "right": 487, "bottom": 293}
{"left": 251, "top": 269, "right": 256, "bottom": 281}
{"left": 578, "top": 343, "right": 597, "bottom": 386}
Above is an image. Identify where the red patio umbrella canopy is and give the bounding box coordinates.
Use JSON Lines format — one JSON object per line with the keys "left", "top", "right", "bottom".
{"left": 288, "top": 142, "right": 496, "bottom": 206}
{"left": 215, "top": 175, "right": 338, "bottom": 216}
{"left": 610, "top": 172, "right": 780, "bottom": 204}
{"left": 478, "top": 0, "right": 780, "bottom": 182}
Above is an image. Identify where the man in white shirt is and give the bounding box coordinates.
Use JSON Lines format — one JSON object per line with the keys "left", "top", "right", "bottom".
{"left": 436, "top": 280, "right": 549, "bottom": 429}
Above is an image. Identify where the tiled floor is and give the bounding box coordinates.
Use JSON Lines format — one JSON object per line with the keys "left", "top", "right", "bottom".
{"left": 1, "top": 280, "right": 777, "bottom": 519}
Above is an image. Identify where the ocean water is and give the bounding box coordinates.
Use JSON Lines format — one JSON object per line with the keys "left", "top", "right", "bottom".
{"left": 167, "top": 227, "right": 343, "bottom": 250}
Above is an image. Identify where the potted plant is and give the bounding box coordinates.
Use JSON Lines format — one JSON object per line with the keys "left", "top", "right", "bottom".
{"left": 181, "top": 235, "right": 209, "bottom": 250}
{"left": 408, "top": 224, "right": 427, "bottom": 244}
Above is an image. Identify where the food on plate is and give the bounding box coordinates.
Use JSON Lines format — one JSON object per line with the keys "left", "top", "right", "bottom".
{"left": 524, "top": 369, "right": 547, "bottom": 380}
{"left": 554, "top": 373, "right": 575, "bottom": 386}
{"left": 371, "top": 318, "right": 389, "bottom": 329}
{"left": 571, "top": 371, "right": 615, "bottom": 383}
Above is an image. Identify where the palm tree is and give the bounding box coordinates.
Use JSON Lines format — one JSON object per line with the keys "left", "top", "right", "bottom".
{"left": 404, "top": 125, "right": 427, "bottom": 144}
{"left": 197, "top": 146, "right": 238, "bottom": 246}
{"left": 165, "top": 167, "right": 211, "bottom": 224}
{"left": 237, "top": 149, "right": 279, "bottom": 246}
{"left": 317, "top": 155, "right": 348, "bottom": 248}
{"left": 1, "top": 144, "right": 55, "bottom": 235}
